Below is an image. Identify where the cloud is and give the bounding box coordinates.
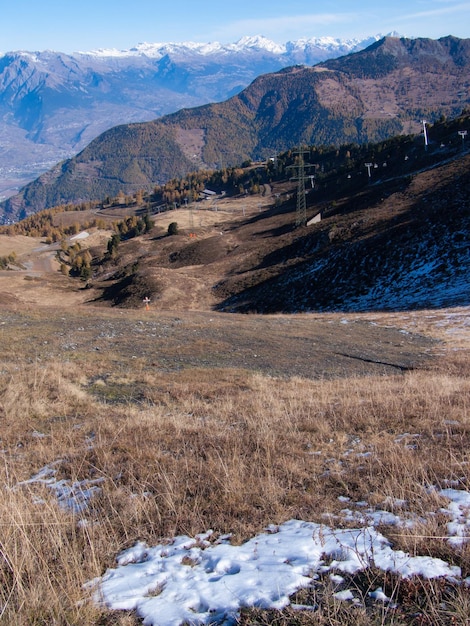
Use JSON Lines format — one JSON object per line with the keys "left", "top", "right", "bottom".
{"left": 214, "top": 12, "right": 358, "bottom": 41}
{"left": 402, "top": 1, "right": 470, "bottom": 19}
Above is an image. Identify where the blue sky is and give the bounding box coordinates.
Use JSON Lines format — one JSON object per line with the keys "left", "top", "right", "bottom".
{"left": 2, "top": 0, "right": 470, "bottom": 53}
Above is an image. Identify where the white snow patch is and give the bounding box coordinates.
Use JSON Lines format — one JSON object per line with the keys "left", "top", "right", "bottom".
{"left": 16, "top": 462, "right": 104, "bottom": 514}
{"left": 92, "top": 508, "right": 467, "bottom": 626}
{"left": 334, "top": 589, "right": 355, "bottom": 601}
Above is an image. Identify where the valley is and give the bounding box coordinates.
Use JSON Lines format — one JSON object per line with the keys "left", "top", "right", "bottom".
{"left": 0, "top": 34, "right": 379, "bottom": 201}
{"left": 0, "top": 38, "right": 469, "bottom": 625}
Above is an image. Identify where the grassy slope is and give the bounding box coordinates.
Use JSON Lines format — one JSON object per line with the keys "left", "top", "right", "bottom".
{"left": 0, "top": 304, "right": 468, "bottom": 624}
{"left": 0, "top": 115, "right": 469, "bottom": 625}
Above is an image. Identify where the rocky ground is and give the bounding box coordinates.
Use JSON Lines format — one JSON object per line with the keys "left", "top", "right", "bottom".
{"left": 0, "top": 305, "right": 441, "bottom": 383}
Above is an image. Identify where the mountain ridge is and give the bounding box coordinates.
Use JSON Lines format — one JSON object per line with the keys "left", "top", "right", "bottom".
{"left": 0, "top": 33, "right": 384, "bottom": 201}
{"left": 2, "top": 33, "right": 384, "bottom": 59}
{"left": 2, "top": 35, "right": 469, "bottom": 222}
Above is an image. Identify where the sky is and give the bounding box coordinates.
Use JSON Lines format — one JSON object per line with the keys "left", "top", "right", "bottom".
{"left": 1, "top": 0, "right": 470, "bottom": 53}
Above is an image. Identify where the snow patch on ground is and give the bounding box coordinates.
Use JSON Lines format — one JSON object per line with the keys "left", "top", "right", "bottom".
{"left": 89, "top": 487, "right": 470, "bottom": 626}
{"left": 14, "top": 443, "right": 470, "bottom": 625}
{"left": 16, "top": 461, "right": 104, "bottom": 514}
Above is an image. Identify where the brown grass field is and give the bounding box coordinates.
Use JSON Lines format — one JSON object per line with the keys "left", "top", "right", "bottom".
{"left": 0, "top": 198, "right": 469, "bottom": 624}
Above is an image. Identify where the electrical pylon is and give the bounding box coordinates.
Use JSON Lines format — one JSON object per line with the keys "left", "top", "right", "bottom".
{"left": 287, "top": 147, "right": 315, "bottom": 227}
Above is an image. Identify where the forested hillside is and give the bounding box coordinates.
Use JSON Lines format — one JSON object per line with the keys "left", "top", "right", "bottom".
{"left": 2, "top": 35, "right": 469, "bottom": 221}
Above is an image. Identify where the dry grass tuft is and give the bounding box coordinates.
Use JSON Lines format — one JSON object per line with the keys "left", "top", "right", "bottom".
{"left": 0, "top": 305, "right": 468, "bottom": 624}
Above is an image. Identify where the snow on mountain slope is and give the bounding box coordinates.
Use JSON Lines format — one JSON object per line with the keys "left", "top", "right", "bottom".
{"left": 0, "top": 33, "right": 388, "bottom": 202}
{"left": 75, "top": 34, "right": 381, "bottom": 59}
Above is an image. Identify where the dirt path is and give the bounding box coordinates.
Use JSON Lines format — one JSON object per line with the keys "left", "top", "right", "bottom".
{"left": 0, "top": 232, "right": 108, "bottom": 307}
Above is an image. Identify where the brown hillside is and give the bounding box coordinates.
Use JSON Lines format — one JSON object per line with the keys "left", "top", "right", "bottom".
{"left": 80, "top": 149, "right": 468, "bottom": 315}
{"left": 1, "top": 152, "right": 468, "bottom": 316}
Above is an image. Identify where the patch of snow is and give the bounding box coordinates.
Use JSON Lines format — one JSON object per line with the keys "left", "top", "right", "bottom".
{"left": 438, "top": 488, "right": 470, "bottom": 547}
{"left": 92, "top": 504, "right": 467, "bottom": 626}
{"left": 329, "top": 573, "right": 345, "bottom": 584}
{"left": 368, "top": 587, "right": 391, "bottom": 602}
{"left": 16, "top": 462, "right": 104, "bottom": 514}
{"left": 334, "top": 589, "right": 355, "bottom": 601}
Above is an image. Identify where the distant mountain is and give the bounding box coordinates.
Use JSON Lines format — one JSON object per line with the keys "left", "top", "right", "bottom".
{"left": 2, "top": 35, "right": 469, "bottom": 222}
{"left": 0, "top": 34, "right": 381, "bottom": 200}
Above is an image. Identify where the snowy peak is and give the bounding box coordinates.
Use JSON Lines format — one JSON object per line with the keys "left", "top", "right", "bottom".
{"left": 1, "top": 34, "right": 393, "bottom": 67}
{"left": 75, "top": 34, "right": 387, "bottom": 60}
{"left": 231, "top": 35, "right": 285, "bottom": 54}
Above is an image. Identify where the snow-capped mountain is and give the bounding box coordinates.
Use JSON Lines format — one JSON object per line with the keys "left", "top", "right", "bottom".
{"left": 4, "top": 34, "right": 469, "bottom": 223}
{"left": 78, "top": 34, "right": 379, "bottom": 60}
{"left": 0, "top": 34, "right": 386, "bottom": 200}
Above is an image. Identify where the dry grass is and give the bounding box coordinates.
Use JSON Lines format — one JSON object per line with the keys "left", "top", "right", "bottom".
{"left": 0, "top": 234, "right": 48, "bottom": 257}
{"left": 0, "top": 304, "right": 469, "bottom": 624}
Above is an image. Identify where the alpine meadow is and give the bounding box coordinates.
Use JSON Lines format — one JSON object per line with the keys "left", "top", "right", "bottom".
{"left": 0, "top": 33, "right": 469, "bottom": 626}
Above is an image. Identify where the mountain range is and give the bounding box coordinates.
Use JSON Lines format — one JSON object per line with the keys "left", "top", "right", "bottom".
{"left": 0, "top": 34, "right": 382, "bottom": 201}
{"left": 2, "top": 35, "right": 469, "bottom": 222}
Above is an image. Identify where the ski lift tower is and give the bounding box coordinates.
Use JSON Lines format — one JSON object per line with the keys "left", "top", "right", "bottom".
{"left": 458, "top": 130, "right": 467, "bottom": 150}
{"left": 364, "top": 162, "right": 373, "bottom": 179}
{"left": 422, "top": 120, "right": 429, "bottom": 150}
{"left": 288, "top": 147, "right": 315, "bottom": 227}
